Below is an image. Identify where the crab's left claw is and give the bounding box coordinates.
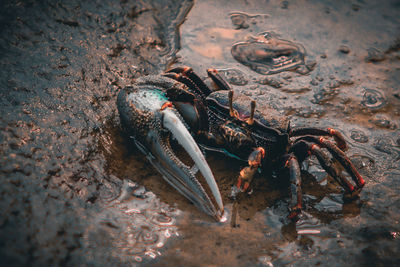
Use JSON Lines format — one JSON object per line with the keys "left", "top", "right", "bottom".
{"left": 117, "top": 79, "right": 224, "bottom": 220}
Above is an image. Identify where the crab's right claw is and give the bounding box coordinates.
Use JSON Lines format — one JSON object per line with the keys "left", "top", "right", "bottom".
{"left": 117, "top": 84, "right": 224, "bottom": 221}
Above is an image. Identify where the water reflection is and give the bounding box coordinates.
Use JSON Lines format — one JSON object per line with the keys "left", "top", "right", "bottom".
{"left": 231, "top": 32, "right": 306, "bottom": 75}
{"left": 84, "top": 180, "right": 180, "bottom": 263}
{"left": 117, "top": 0, "right": 400, "bottom": 265}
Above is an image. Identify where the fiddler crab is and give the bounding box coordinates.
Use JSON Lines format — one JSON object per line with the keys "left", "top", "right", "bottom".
{"left": 117, "top": 66, "right": 365, "bottom": 221}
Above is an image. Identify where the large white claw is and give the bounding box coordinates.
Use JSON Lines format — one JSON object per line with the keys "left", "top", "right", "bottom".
{"left": 161, "top": 108, "right": 224, "bottom": 214}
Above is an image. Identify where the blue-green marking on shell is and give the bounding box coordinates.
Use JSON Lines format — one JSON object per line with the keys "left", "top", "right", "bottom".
{"left": 127, "top": 88, "right": 168, "bottom": 112}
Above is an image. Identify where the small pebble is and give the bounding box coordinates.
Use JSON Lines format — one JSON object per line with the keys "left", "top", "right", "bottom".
{"left": 306, "top": 60, "right": 317, "bottom": 70}
{"left": 365, "top": 48, "right": 385, "bottom": 62}
{"left": 352, "top": 4, "right": 361, "bottom": 11}
{"left": 339, "top": 45, "right": 350, "bottom": 54}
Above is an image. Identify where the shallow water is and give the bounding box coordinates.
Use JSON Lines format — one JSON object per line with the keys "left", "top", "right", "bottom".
{"left": 164, "top": 1, "right": 400, "bottom": 265}
{"left": 1, "top": 0, "right": 400, "bottom": 266}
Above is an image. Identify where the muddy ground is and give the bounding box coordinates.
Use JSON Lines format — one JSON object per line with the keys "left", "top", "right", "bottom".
{"left": 1, "top": 0, "right": 399, "bottom": 266}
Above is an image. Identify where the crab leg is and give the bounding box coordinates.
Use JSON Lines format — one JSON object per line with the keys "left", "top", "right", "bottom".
{"left": 233, "top": 147, "right": 265, "bottom": 195}
{"left": 207, "top": 68, "right": 232, "bottom": 91}
{"left": 290, "top": 140, "right": 356, "bottom": 193}
{"left": 166, "top": 66, "right": 213, "bottom": 96}
{"left": 294, "top": 136, "right": 365, "bottom": 190}
{"left": 283, "top": 153, "right": 302, "bottom": 220}
{"left": 290, "top": 127, "right": 347, "bottom": 151}
{"left": 163, "top": 72, "right": 207, "bottom": 100}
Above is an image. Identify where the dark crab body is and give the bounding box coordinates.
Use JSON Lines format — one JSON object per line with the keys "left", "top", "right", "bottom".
{"left": 117, "top": 67, "right": 365, "bottom": 221}
{"left": 204, "top": 89, "right": 290, "bottom": 161}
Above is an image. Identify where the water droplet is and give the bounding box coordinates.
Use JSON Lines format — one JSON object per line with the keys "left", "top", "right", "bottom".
{"left": 229, "top": 12, "right": 251, "bottom": 29}
{"left": 256, "top": 77, "right": 282, "bottom": 88}
{"left": 281, "top": 1, "right": 289, "bottom": 9}
{"left": 370, "top": 114, "right": 397, "bottom": 129}
{"left": 351, "top": 155, "right": 376, "bottom": 178}
{"left": 164, "top": 230, "right": 171, "bottom": 238}
{"left": 152, "top": 212, "right": 173, "bottom": 225}
{"left": 229, "top": 12, "right": 266, "bottom": 30}
{"left": 361, "top": 89, "right": 387, "bottom": 110}
{"left": 145, "top": 251, "right": 157, "bottom": 258}
{"left": 374, "top": 137, "right": 395, "bottom": 154}
{"left": 350, "top": 129, "right": 369, "bottom": 143}
{"left": 139, "top": 226, "right": 159, "bottom": 244}
{"left": 339, "top": 45, "right": 350, "bottom": 54}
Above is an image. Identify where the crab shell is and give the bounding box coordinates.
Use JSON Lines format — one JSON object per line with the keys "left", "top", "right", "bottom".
{"left": 205, "top": 90, "right": 290, "bottom": 160}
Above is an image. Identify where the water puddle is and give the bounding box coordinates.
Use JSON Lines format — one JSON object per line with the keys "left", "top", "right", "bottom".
{"left": 231, "top": 32, "right": 306, "bottom": 75}
{"left": 84, "top": 180, "right": 180, "bottom": 263}
{"left": 164, "top": 0, "right": 400, "bottom": 265}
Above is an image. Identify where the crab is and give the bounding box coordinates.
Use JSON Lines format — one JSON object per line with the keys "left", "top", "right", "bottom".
{"left": 117, "top": 66, "right": 365, "bottom": 221}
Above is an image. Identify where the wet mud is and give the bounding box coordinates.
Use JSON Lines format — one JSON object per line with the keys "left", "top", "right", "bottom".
{"left": 1, "top": 0, "right": 400, "bottom": 266}
{"left": 0, "top": 0, "right": 192, "bottom": 265}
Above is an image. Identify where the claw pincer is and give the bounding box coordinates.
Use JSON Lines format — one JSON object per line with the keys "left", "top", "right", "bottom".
{"left": 117, "top": 75, "right": 224, "bottom": 220}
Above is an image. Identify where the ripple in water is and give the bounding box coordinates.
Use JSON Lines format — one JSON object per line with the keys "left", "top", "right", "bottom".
{"left": 361, "top": 88, "right": 387, "bottom": 110}
{"left": 374, "top": 137, "right": 396, "bottom": 155}
{"left": 231, "top": 32, "right": 306, "bottom": 75}
{"left": 84, "top": 180, "right": 180, "bottom": 263}
{"left": 350, "top": 129, "right": 369, "bottom": 143}
{"left": 351, "top": 154, "right": 377, "bottom": 178}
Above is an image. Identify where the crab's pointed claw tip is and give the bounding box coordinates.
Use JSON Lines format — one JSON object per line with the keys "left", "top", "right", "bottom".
{"left": 159, "top": 107, "right": 224, "bottom": 219}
